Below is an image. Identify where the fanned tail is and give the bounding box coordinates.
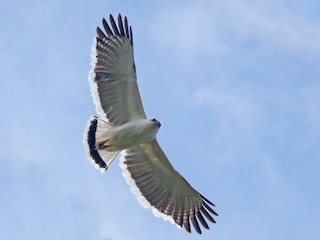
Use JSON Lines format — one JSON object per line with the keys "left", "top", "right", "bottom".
{"left": 83, "top": 116, "right": 120, "bottom": 173}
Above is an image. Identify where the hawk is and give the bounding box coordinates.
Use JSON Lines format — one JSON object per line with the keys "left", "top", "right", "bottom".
{"left": 83, "top": 14, "right": 218, "bottom": 234}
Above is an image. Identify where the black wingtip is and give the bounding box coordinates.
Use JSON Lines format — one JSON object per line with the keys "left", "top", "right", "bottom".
{"left": 96, "top": 27, "right": 107, "bottom": 39}
{"left": 109, "top": 14, "right": 120, "bottom": 35}
{"left": 200, "top": 206, "right": 216, "bottom": 224}
{"left": 97, "top": 14, "right": 133, "bottom": 46}
{"left": 117, "top": 14, "right": 126, "bottom": 37}
{"left": 196, "top": 211, "right": 210, "bottom": 229}
{"left": 200, "top": 194, "right": 215, "bottom": 206}
{"left": 202, "top": 201, "right": 219, "bottom": 216}
{"left": 124, "top": 16, "right": 129, "bottom": 38}
{"left": 183, "top": 216, "right": 191, "bottom": 233}
{"left": 191, "top": 215, "right": 202, "bottom": 234}
{"left": 129, "top": 26, "right": 133, "bottom": 45}
{"left": 102, "top": 18, "right": 114, "bottom": 37}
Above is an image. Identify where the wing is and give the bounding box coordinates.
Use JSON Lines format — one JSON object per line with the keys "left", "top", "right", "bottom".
{"left": 89, "top": 14, "right": 146, "bottom": 126}
{"left": 120, "top": 140, "right": 218, "bottom": 234}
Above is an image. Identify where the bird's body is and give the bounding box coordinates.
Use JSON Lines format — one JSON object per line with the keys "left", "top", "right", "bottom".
{"left": 83, "top": 13, "right": 218, "bottom": 234}
{"left": 95, "top": 118, "right": 160, "bottom": 151}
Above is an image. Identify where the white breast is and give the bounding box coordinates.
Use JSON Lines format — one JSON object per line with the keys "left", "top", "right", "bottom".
{"left": 108, "top": 119, "right": 159, "bottom": 150}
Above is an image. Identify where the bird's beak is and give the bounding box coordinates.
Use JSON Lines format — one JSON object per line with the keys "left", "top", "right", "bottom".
{"left": 157, "top": 121, "right": 161, "bottom": 128}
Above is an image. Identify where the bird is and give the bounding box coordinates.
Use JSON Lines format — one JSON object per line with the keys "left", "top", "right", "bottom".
{"left": 83, "top": 13, "right": 218, "bottom": 234}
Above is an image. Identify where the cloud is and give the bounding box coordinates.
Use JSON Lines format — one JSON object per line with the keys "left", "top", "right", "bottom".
{"left": 300, "top": 85, "right": 320, "bottom": 131}
{"left": 149, "top": 1, "right": 231, "bottom": 61}
{"left": 194, "top": 81, "right": 259, "bottom": 132}
{"left": 191, "top": 77, "right": 263, "bottom": 165}
{"left": 150, "top": 0, "right": 320, "bottom": 60}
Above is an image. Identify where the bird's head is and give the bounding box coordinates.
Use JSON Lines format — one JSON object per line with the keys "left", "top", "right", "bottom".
{"left": 151, "top": 118, "right": 161, "bottom": 128}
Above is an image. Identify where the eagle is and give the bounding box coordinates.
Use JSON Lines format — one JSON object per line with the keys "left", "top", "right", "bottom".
{"left": 83, "top": 14, "right": 218, "bottom": 234}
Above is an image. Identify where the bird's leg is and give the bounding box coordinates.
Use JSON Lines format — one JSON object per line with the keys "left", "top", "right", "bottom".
{"left": 95, "top": 139, "right": 110, "bottom": 150}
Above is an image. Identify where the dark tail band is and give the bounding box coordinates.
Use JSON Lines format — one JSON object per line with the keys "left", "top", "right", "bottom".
{"left": 87, "top": 117, "right": 107, "bottom": 169}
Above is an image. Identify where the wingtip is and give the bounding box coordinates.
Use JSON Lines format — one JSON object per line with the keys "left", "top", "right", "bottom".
{"left": 202, "top": 201, "right": 219, "bottom": 216}
{"left": 200, "top": 193, "right": 215, "bottom": 206}
{"left": 98, "top": 13, "right": 132, "bottom": 43}
{"left": 191, "top": 215, "right": 202, "bottom": 234}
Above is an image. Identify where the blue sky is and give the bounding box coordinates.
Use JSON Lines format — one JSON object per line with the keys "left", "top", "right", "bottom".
{"left": 1, "top": 0, "right": 320, "bottom": 239}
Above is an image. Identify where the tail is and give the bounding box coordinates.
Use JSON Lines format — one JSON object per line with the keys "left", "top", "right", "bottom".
{"left": 83, "top": 116, "right": 120, "bottom": 173}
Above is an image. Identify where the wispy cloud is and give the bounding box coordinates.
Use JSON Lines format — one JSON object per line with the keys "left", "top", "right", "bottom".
{"left": 150, "top": 0, "right": 320, "bottom": 60}
{"left": 300, "top": 85, "right": 320, "bottom": 131}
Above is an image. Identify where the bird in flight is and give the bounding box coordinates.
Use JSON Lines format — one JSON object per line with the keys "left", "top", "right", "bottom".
{"left": 83, "top": 13, "right": 218, "bottom": 234}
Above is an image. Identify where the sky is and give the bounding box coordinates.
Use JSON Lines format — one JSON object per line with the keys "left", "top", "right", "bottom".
{"left": 1, "top": 0, "right": 320, "bottom": 239}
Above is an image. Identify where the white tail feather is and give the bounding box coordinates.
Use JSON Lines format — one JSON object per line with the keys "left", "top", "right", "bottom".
{"left": 83, "top": 116, "right": 120, "bottom": 173}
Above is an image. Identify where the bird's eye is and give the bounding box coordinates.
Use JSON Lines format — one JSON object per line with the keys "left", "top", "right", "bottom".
{"left": 151, "top": 118, "right": 156, "bottom": 122}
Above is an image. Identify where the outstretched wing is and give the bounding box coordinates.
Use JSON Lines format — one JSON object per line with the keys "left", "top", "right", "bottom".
{"left": 120, "top": 140, "right": 218, "bottom": 234}
{"left": 89, "top": 14, "right": 146, "bottom": 126}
